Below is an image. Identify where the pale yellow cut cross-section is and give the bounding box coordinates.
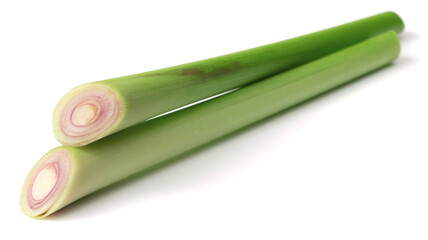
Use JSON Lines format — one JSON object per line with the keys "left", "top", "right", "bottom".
{"left": 31, "top": 166, "right": 57, "bottom": 200}
{"left": 72, "top": 104, "right": 97, "bottom": 126}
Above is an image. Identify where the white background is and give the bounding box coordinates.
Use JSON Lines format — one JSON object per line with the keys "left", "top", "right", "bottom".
{"left": 1, "top": 0, "right": 426, "bottom": 239}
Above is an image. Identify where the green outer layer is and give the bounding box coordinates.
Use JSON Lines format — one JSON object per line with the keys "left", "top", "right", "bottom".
{"left": 23, "top": 31, "right": 400, "bottom": 218}
{"left": 54, "top": 11, "right": 404, "bottom": 146}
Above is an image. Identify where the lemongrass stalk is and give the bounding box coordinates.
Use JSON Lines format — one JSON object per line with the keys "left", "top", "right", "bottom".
{"left": 53, "top": 11, "right": 404, "bottom": 146}
{"left": 22, "top": 31, "right": 400, "bottom": 218}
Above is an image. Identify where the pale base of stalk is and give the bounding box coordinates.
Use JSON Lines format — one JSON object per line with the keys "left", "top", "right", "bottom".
{"left": 20, "top": 149, "right": 72, "bottom": 218}
{"left": 52, "top": 84, "right": 123, "bottom": 146}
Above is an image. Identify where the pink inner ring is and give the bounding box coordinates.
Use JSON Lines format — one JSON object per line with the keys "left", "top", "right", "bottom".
{"left": 27, "top": 162, "right": 62, "bottom": 210}
{"left": 58, "top": 87, "right": 120, "bottom": 142}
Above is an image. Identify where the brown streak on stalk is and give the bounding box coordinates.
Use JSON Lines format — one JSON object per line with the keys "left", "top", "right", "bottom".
{"left": 142, "top": 61, "right": 243, "bottom": 78}
{"left": 180, "top": 68, "right": 206, "bottom": 76}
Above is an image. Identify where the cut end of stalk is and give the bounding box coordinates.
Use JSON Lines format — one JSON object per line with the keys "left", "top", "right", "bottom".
{"left": 53, "top": 84, "right": 122, "bottom": 146}
{"left": 20, "top": 149, "right": 72, "bottom": 218}
{"left": 31, "top": 165, "right": 57, "bottom": 200}
{"left": 71, "top": 103, "right": 98, "bottom": 126}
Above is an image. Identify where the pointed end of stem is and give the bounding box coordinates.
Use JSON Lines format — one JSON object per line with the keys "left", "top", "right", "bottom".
{"left": 384, "top": 11, "right": 405, "bottom": 33}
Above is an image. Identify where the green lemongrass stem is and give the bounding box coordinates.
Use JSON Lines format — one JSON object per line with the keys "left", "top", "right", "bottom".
{"left": 22, "top": 31, "right": 400, "bottom": 218}
{"left": 53, "top": 11, "right": 404, "bottom": 146}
